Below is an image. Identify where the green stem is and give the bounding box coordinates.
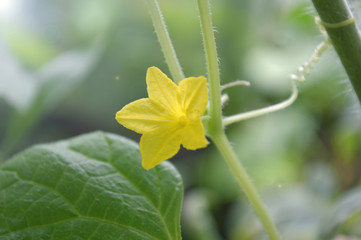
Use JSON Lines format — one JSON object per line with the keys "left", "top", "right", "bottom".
{"left": 212, "top": 132, "right": 281, "bottom": 240}
{"left": 197, "top": 0, "right": 223, "bottom": 135}
{"left": 197, "top": 0, "right": 281, "bottom": 239}
{"left": 145, "top": 0, "right": 184, "bottom": 83}
{"left": 311, "top": 0, "right": 361, "bottom": 103}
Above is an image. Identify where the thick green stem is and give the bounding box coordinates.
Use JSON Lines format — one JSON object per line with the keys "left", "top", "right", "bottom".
{"left": 311, "top": 0, "right": 361, "bottom": 103}
{"left": 197, "top": 0, "right": 223, "bottom": 135}
{"left": 146, "top": 0, "right": 184, "bottom": 83}
{"left": 211, "top": 132, "right": 281, "bottom": 240}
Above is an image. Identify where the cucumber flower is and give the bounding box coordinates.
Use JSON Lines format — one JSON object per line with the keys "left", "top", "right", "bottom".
{"left": 116, "top": 67, "right": 209, "bottom": 169}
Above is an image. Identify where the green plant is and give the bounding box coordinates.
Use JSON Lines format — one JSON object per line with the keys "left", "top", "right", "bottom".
{"left": 1, "top": 0, "right": 361, "bottom": 239}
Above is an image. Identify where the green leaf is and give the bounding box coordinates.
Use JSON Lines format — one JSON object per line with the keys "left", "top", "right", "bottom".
{"left": 0, "top": 131, "right": 183, "bottom": 240}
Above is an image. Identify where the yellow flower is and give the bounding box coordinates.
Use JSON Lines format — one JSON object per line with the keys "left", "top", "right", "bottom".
{"left": 116, "top": 67, "right": 209, "bottom": 169}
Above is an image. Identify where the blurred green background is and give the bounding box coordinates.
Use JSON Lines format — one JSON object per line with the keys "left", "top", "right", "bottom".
{"left": 1, "top": 0, "right": 361, "bottom": 239}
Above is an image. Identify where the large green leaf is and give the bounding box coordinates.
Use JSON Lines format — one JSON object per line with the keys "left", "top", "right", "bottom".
{"left": 0, "top": 132, "right": 183, "bottom": 240}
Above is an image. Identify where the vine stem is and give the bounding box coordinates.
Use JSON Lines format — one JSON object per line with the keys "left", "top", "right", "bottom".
{"left": 212, "top": 132, "right": 281, "bottom": 240}
{"left": 145, "top": 0, "right": 184, "bottom": 83}
{"left": 197, "top": 0, "right": 222, "bottom": 135}
{"left": 311, "top": 0, "right": 361, "bottom": 103}
{"left": 197, "top": 0, "right": 281, "bottom": 239}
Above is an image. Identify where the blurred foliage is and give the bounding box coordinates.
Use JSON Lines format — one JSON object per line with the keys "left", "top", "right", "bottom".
{"left": 0, "top": 0, "right": 360, "bottom": 239}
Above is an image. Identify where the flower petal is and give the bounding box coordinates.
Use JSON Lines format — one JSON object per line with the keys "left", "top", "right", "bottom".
{"left": 140, "top": 127, "right": 182, "bottom": 169}
{"left": 179, "top": 76, "right": 208, "bottom": 118}
{"left": 146, "top": 67, "right": 181, "bottom": 112}
{"left": 181, "top": 119, "right": 209, "bottom": 150}
{"left": 116, "top": 98, "right": 174, "bottom": 134}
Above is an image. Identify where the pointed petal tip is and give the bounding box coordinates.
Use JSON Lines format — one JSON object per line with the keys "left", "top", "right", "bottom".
{"left": 148, "top": 66, "right": 159, "bottom": 71}
{"left": 115, "top": 111, "right": 122, "bottom": 122}
{"left": 198, "top": 76, "right": 207, "bottom": 82}
{"left": 115, "top": 109, "right": 122, "bottom": 117}
{"left": 147, "top": 66, "right": 162, "bottom": 75}
{"left": 141, "top": 160, "right": 156, "bottom": 170}
{"left": 115, "top": 109, "right": 126, "bottom": 124}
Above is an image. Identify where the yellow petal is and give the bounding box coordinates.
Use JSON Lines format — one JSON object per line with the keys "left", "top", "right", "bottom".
{"left": 115, "top": 98, "right": 174, "bottom": 134}
{"left": 140, "top": 127, "right": 182, "bottom": 169}
{"left": 179, "top": 76, "right": 208, "bottom": 118}
{"left": 146, "top": 67, "right": 181, "bottom": 113}
{"left": 181, "top": 119, "right": 208, "bottom": 150}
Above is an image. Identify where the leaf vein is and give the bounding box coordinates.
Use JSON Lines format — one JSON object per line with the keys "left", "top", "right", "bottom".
{"left": 103, "top": 135, "right": 173, "bottom": 240}
{"left": 0, "top": 169, "right": 81, "bottom": 216}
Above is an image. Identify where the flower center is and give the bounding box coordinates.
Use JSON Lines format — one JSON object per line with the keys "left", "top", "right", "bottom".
{"left": 178, "top": 114, "right": 189, "bottom": 127}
